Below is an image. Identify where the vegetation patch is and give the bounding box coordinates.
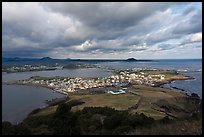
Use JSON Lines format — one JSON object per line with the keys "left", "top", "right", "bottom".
{"left": 2, "top": 95, "right": 202, "bottom": 135}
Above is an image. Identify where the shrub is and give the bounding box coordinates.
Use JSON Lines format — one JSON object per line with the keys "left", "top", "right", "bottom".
{"left": 160, "top": 116, "right": 172, "bottom": 124}
{"left": 55, "top": 103, "right": 71, "bottom": 116}
{"left": 2, "top": 121, "right": 16, "bottom": 135}
{"left": 113, "top": 125, "right": 134, "bottom": 135}
{"left": 15, "top": 123, "right": 31, "bottom": 135}
{"left": 191, "top": 93, "right": 200, "bottom": 99}
{"left": 28, "top": 108, "right": 42, "bottom": 115}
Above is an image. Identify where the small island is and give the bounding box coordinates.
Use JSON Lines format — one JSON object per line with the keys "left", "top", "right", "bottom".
{"left": 126, "top": 58, "right": 137, "bottom": 61}
{"left": 126, "top": 58, "right": 152, "bottom": 62}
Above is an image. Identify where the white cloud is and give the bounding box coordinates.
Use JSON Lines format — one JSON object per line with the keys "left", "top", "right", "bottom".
{"left": 189, "top": 32, "right": 202, "bottom": 42}
{"left": 74, "top": 40, "right": 97, "bottom": 51}
{"left": 130, "top": 43, "right": 148, "bottom": 51}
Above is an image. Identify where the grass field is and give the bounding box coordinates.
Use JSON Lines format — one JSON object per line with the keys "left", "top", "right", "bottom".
{"left": 31, "top": 83, "right": 194, "bottom": 121}
{"left": 32, "top": 92, "right": 141, "bottom": 117}
{"left": 69, "top": 92, "right": 140, "bottom": 111}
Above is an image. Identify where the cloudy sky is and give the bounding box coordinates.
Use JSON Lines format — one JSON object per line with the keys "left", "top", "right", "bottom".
{"left": 2, "top": 2, "right": 202, "bottom": 59}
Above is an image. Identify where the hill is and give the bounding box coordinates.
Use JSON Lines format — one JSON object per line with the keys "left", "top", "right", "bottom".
{"left": 126, "top": 58, "right": 137, "bottom": 61}
{"left": 40, "top": 57, "right": 53, "bottom": 60}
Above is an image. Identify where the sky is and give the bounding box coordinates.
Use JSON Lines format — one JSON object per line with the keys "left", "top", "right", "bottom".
{"left": 2, "top": 2, "right": 202, "bottom": 59}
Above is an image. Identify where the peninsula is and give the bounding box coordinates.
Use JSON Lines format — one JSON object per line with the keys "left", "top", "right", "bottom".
{"left": 4, "top": 69, "right": 192, "bottom": 94}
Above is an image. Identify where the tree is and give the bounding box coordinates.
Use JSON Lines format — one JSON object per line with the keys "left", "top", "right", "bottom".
{"left": 55, "top": 103, "right": 71, "bottom": 116}
{"left": 2, "top": 121, "right": 15, "bottom": 135}
{"left": 191, "top": 93, "right": 200, "bottom": 99}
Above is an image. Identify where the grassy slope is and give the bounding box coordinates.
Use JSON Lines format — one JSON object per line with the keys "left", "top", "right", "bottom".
{"left": 31, "top": 84, "right": 191, "bottom": 120}
{"left": 32, "top": 92, "right": 140, "bottom": 117}
{"left": 128, "top": 113, "right": 202, "bottom": 135}
{"left": 70, "top": 93, "right": 140, "bottom": 111}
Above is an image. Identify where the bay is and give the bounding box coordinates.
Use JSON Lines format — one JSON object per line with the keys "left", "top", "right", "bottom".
{"left": 2, "top": 84, "right": 65, "bottom": 124}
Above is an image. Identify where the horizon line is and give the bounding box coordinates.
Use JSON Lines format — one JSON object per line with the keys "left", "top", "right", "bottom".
{"left": 2, "top": 57, "right": 202, "bottom": 60}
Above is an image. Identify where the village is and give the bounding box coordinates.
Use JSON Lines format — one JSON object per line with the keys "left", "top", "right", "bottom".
{"left": 18, "top": 69, "right": 167, "bottom": 95}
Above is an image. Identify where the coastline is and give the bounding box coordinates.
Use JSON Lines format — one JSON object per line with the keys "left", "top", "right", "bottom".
{"left": 2, "top": 69, "right": 197, "bottom": 107}
{"left": 2, "top": 82, "right": 68, "bottom": 124}
{"left": 149, "top": 75, "right": 195, "bottom": 97}
{"left": 156, "top": 77, "right": 198, "bottom": 98}
{"left": 3, "top": 74, "right": 194, "bottom": 98}
{"left": 2, "top": 82, "right": 69, "bottom": 96}
{"left": 153, "top": 75, "right": 194, "bottom": 87}
{"left": 2, "top": 68, "right": 57, "bottom": 74}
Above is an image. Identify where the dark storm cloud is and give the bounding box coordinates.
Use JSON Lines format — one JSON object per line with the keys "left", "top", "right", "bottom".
{"left": 173, "top": 9, "right": 202, "bottom": 35}
{"left": 2, "top": 2, "right": 202, "bottom": 58}
{"left": 43, "top": 3, "right": 167, "bottom": 27}
{"left": 42, "top": 2, "right": 176, "bottom": 40}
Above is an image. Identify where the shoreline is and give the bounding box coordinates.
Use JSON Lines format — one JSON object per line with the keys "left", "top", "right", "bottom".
{"left": 159, "top": 78, "right": 202, "bottom": 98}
{"left": 2, "top": 82, "right": 69, "bottom": 96}
{"left": 2, "top": 68, "right": 57, "bottom": 74}
{"left": 2, "top": 70, "right": 196, "bottom": 100}
{"left": 3, "top": 74, "right": 194, "bottom": 97}
{"left": 2, "top": 83, "right": 68, "bottom": 125}
{"left": 153, "top": 75, "right": 194, "bottom": 87}
{"left": 156, "top": 77, "right": 201, "bottom": 98}
{"left": 151, "top": 76, "right": 195, "bottom": 96}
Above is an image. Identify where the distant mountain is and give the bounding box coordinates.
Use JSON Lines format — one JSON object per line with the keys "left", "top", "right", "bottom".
{"left": 40, "top": 57, "right": 53, "bottom": 61}
{"left": 125, "top": 58, "right": 152, "bottom": 62}
{"left": 126, "top": 58, "right": 137, "bottom": 61}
